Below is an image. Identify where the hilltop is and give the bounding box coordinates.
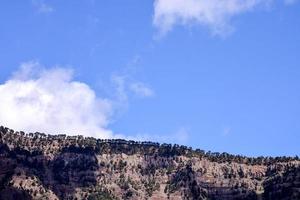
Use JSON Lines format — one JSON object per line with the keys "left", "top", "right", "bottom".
{"left": 0, "top": 126, "right": 299, "bottom": 200}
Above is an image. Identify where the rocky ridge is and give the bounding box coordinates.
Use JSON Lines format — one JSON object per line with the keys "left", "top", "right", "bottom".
{"left": 0, "top": 126, "right": 299, "bottom": 200}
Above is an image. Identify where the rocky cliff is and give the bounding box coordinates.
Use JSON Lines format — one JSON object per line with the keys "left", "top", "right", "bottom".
{"left": 0, "top": 126, "right": 299, "bottom": 200}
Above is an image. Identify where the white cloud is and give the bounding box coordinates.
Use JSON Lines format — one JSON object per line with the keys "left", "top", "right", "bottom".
{"left": 130, "top": 82, "right": 155, "bottom": 98}
{"left": 0, "top": 61, "right": 113, "bottom": 138}
{"left": 32, "top": 0, "right": 54, "bottom": 13}
{"left": 0, "top": 62, "right": 156, "bottom": 140}
{"left": 153, "top": 0, "right": 271, "bottom": 35}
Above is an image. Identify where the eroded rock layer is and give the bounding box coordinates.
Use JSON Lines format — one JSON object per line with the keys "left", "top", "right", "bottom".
{"left": 0, "top": 126, "right": 299, "bottom": 200}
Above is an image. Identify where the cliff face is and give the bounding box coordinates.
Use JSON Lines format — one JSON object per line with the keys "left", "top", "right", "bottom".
{"left": 0, "top": 126, "right": 299, "bottom": 200}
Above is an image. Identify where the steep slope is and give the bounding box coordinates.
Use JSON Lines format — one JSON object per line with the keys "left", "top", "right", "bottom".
{"left": 0, "top": 126, "right": 299, "bottom": 200}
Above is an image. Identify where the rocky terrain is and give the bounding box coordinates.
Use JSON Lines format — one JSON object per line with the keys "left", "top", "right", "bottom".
{"left": 0, "top": 126, "right": 299, "bottom": 200}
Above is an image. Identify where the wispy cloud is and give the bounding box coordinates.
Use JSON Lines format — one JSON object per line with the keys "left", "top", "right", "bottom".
{"left": 222, "top": 127, "right": 231, "bottom": 136}
{"left": 129, "top": 82, "right": 155, "bottom": 98}
{"left": 284, "top": 0, "right": 298, "bottom": 5}
{"left": 153, "top": 0, "right": 297, "bottom": 36}
{"left": 126, "top": 127, "right": 190, "bottom": 145}
{"left": 32, "top": 0, "right": 54, "bottom": 13}
{"left": 111, "top": 71, "right": 155, "bottom": 100}
{"left": 111, "top": 74, "right": 129, "bottom": 103}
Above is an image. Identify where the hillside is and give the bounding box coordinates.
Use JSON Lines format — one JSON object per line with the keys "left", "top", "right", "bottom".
{"left": 0, "top": 126, "right": 299, "bottom": 200}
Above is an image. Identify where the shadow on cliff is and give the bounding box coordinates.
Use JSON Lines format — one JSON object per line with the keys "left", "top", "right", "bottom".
{"left": 0, "top": 144, "right": 99, "bottom": 200}
{"left": 49, "top": 145, "right": 99, "bottom": 199}
{"left": 167, "top": 164, "right": 259, "bottom": 200}
{"left": 263, "top": 165, "right": 300, "bottom": 200}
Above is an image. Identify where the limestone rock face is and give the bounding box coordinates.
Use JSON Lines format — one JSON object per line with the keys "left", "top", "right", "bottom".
{"left": 0, "top": 126, "right": 299, "bottom": 200}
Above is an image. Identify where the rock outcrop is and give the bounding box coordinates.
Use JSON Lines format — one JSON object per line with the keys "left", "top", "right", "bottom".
{"left": 0, "top": 126, "right": 299, "bottom": 200}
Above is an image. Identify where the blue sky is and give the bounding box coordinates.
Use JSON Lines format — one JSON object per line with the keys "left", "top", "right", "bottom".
{"left": 0, "top": 0, "right": 299, "bottom": 156}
